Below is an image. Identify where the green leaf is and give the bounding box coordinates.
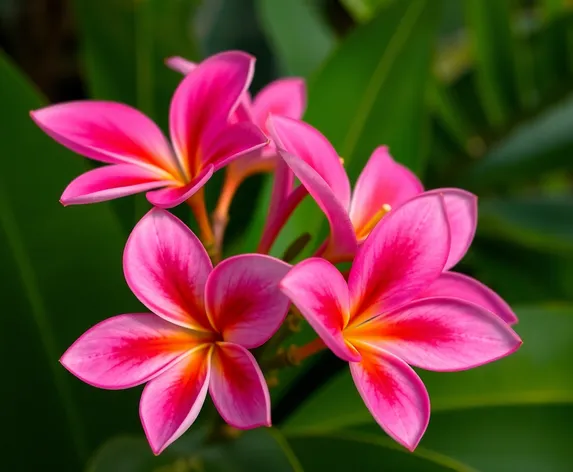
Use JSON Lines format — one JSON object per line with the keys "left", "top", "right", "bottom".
{"left": 73, "top": 0, "right": 199, "bottom": 124}
{"left": 420, "top": 404, "right": 573, "bottom": 472}
{"left": 281, "top": 305, "right": 573, "bottom": 433}
{"left": 341, "top": 0, "right": 396, "bottom": 23}
{"left": 356, "top": 405, "right": 573, "bottom": 472}
{"left": 306, "top": 0, "right": 441, "bottom": 177}
{"left": 0, "top": 53, "right": 140, "bottom": 469}
{"left": 87, "top": 429, "right": 302, "bottom": 472}
{"left": 465, "top": 0, "right": 519, "bottom": 127}
{"left": 463, "top": 93, "right": 573, "bottom": 188}
{"left": 478, "top": 196, "right": 573, "bottom": 255}
{"left": 287, "top": 431, "right": 475, "bottom": 471}
{"left": 268, "top": 0, "right": 441, "bottom": 255}
{"left": 256, "top": 0, "right": 336, "bottom": 76}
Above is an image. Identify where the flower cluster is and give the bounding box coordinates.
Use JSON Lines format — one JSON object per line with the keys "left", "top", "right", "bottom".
{"left": 32, "top": 51, "right": 521, "bottom": 455}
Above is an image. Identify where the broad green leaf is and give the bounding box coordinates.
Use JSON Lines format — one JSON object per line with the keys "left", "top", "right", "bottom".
{"left": 478, "top": 196, "right": 573, "bottom": 255}
{"left": 73, "top": 0, "right": 199, "bottom": 124}
{"left": 465, "top": 239, "right": 573, "bottom": 305}
{"left": 357, "top": 405, "right": 573, "bottom": 472}
{"left": 463, "top": 93, "right": 573, "bottom": 188}
{"left": 256, "top": 0, "right": 336, "bottom": 76}
{"left": 341, "top": 0, "right": 396, "bottom": 23}
{"left": 281, "top": 306, "right": 573, "bottom": 433}
{"left": 306, "top": 0, "right": 441, "bottom": 177}
{"left": 465, "top": 0, "right": 519, "bottom": 127}
{"left": 287, "top": 431, "right": 475, "bottom": 471}
{"left": 266, "top": 0, "right": 441, "bottom": 255}
{"left": 87, "top": 429, "right": 302, "bottom": 472}
{"left": 0, "top": 53, "right": 140, "bottom": 470}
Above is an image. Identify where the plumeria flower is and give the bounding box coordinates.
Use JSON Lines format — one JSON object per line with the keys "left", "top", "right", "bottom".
{"left": 30, "top": 51, "right": 267, "bottom": 209}
{"left": 269, "top": 116, "right": 517, "bottom": 325}
{"left": 280, "top": 193, "right": 522, "bottom": 451}
{"left": 167, "top": 56, "right": 306, "bottom": 233}
{"left": 60, "top": 209, "right": 290, "bottom": 454}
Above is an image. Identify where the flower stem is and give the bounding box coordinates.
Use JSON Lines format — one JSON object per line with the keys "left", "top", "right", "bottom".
{"left": 212, "top": 175, "right": 240, "bottom": 258}
{"left": 291, "top": 337, "right": 326, "bottom": 364}
{"left": 262, "top": 337, "right": 326, "bottom": 372}
{"left": 187, "top": 190, "right": 218, "bottom": 263}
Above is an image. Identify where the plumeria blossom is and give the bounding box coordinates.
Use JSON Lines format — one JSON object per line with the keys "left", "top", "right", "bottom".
{"left": 60, "top": 209, "right": 290, "bottom": 454}
{"left": 30, "top": 51, "right": 267, "bottom": 209}
{"left": 167, "top": 55, "right": 306, "bottom": 233}
{"left": 269, "top": 116, "right": 517, "bottom": 325}
{"left": 280, "top": 193, "right": 522, "bottom": 451}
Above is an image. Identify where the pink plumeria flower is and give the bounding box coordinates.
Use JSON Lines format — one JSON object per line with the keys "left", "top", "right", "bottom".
{"left": 30, "top": 51, "right": 267, "bottom": 208}
{"left": 268, "top": 116, "right": 517, "bottom": 325}
{"left": 60, "top": 209, "right": 290, "bottom": 454}
{"left": 280, "top": 193, "right": 522, "bottom": 451}
{"left": 167, "top": 55, "right": 305, "bottom": 181}
{"left": 167, "top": 56, "right": 306, "bottom": 232}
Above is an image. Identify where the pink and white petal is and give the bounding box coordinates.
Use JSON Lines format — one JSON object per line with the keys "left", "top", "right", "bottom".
{"left": 146, "top": 165, "right": 214, "bottom": 209}
{"left": 165, "top": 56, "right": 196, "bottom": 75}
{"left": 348, "top": 192, "right": 450, "bottom": 323}
{"left": 279, "top": 150, "right": 357, "bottom": 261}
{"left": 209, "top": 343, "right": 270, "bottom": 429}
{"left": 60, "top": 164, "right": 170, "bottom": 206}
{"left": 203, "top": 122, "right": 268, "bottom": 171}
{"left": 124, "top": 209, "right": 213, "bottom": 331}
{"left": 269, "top": 116, "right": 351, "bottom": 208}
{"left": 205, "top": 254, "right": 291, "bottom": 348}
{"left": 280, "top": 258, "right": 361, "bottom": 362}
{"left": 252, "top": 78, "right": 306, "bottom": 132}
{"left": 354, "top": 298, "right": 522, "bottom": 372}
{"left": 425, "top": 188, "right": 477, "bottom": 270}
{"left": 169, "top": 51, "right": 255, "bottom": 177}
{"left": 30, "top": 101, "right": 177, "bottom": 174}
{"left": 350, "top": 348, "right": 429, "bottom": 451}
{"left": 349, "top": 147, "right": 424, "bottom": 240}
{"left": 420, "top": 272, "right": 518, "bottom": 325}
{"left": 140, "top": 345, "right": 211, "bottom": 455}
{"left": 60, "top": 314, "right": 198, "bottom": 390}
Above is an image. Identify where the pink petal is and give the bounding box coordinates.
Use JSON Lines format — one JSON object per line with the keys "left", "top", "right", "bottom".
{"left": 420, "top": 272, "right": 518, "bottom": 325}
{"left": 209, "top": 343, "right": 270, "bottom": 429}
{"left": 166, "top": 55, "right": 255, "bottom": 125}
{"left": 169, "top": 51, "right": 255, "bottom": 178}
{"left": 145, "top": 165, "right": 214, "bottom": 209}
{"left": 140, "top": 345, "right": 211, "bottom": 455}
{"left": 352, "top": 298, "right": 522, "bottom": 372}
{"left": 123, "top": 209, "right": 213, "bottom": 332}
{"left": 60, "top": 164, "right": 170, "bottom": 206}
{"left": 205, "top": 254, "right": 291, "bottom": 349}
{"left": 165, "top": 56, "right": 196, "bottom": 75}
{"left": 252, "top": 78, "right": 306, "bottom": 133}
{"left": 426, "top": 188, "right": 477, "bottom": 270}
{"left": 278, "top": 150, "right": 357, "bottom": 261}
{"left": 60, "top": 314, "right": 199, "bottom": 390}
{"left": 350, "top": 347, "right": 429, "bottom": 451}
{"left": 30, "top": 101, "right": 178, "bottom": 175}
{"left": 349, "top": 147, "right": 424, "bottom": 241}
{"left": 258, "top": 183, "right": 307, "bottom": 255}
{"left": 203, "top": 122, "right": 268, "bottom": 172}
{"left": 280, "top": 258, "right": 361, "bottom": 362}
{"left": 348, "top": 192, "right": 450, "bottom": 323}
{"left": 269, "top": 116, "right": 350, "bottom": 208}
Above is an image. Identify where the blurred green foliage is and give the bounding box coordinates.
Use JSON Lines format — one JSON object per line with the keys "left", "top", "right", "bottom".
{"left": 1, "top": 0, "right": 573, "bottom": 470}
